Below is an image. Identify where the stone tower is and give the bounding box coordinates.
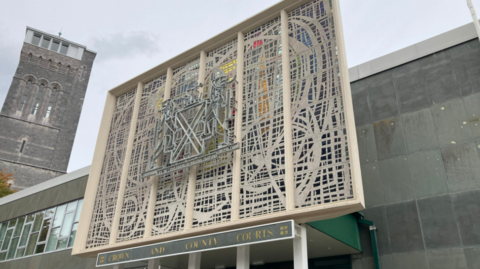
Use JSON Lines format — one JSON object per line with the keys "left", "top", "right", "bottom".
{"left": 0, "top": 27, "right": 96, "bottom": 190}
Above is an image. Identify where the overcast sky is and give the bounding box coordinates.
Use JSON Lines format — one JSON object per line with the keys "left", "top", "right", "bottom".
{"left": 0, "top": 0, "right": 478, "bottom": 172}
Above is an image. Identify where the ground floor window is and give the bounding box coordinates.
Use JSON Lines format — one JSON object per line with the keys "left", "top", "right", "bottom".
{"left": 0, "top": 198, "right": 83, "bottom": 261}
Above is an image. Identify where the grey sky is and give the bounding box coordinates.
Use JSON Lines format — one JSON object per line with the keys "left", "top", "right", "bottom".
{"left": 0, "top": 0, "right": 478, "bottom": 172}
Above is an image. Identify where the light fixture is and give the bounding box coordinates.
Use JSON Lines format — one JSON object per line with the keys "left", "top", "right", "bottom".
{"left": 252, "top": 261, "right": 265, "bottom": 266}
{"left": 215, "top": 265, "right": 226, "bottom": 269}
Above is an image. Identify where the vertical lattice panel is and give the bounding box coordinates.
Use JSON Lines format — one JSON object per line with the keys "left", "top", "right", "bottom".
{"left": 191, "top": 40, "right": 238, "bottom": 228}
{"left": 239, "top": 18, "right": 286, "bottom": 219}
{"left": 288, "top": 0, "right": 353, "bottom": 208}
{"left": 86, "top": 89, "right": 137, "bottom": 249}
{"left": 152, "top": 59, "right": 199, "bottom": 235}
{"left": 116, "top": 75, "right": 167, "bottom": 242}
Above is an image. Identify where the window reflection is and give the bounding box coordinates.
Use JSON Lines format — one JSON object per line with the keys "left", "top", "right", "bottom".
{"left": 0, "top": 198, "right": 83, "bottom": 262}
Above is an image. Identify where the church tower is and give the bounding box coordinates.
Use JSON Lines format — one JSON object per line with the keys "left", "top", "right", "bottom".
{"left": 0, "top": 27, "right": 96, "bottom": 190}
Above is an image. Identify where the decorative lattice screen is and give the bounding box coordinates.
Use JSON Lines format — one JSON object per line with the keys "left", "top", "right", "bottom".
{"left": 86, "top": 88, "right": 136, "bottom": 249}
{"left": 239, "top": 17, "right": 287, "bottom": 219}
{"left": 288, "top": 0, "right": 353, "bottom": 207}
{"left": 116, "top": 75, "right": 167, "bottom": 242}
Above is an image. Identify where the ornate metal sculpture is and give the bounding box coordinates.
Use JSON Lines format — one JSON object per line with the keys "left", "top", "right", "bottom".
{"left": 142, "top": 75, "right": 238, "bottom": 178}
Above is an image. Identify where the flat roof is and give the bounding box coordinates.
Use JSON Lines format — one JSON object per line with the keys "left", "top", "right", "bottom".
{"left": 0, "top": 166, "right": 90, "bottom": 207}
{"left": 348, "top": 21, "right": 479, "bottom": 82}
{"left": 26, "top": 26, "right": 97, "bottom": 54}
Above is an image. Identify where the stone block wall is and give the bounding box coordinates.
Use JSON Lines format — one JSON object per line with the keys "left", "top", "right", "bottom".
{"left": 351, "top": 38, "right": 480, "bottom": 269}
{"left": 0, "top": 41, "right": 95, "bottom": 189}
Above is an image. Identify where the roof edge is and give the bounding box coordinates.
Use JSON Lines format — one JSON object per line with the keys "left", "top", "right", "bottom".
{"left": 0, "top": 165, "right": 91, "bottom": 207}
{"left": 26, "top": 26, "right": 90, "bottom": 51}
{"left": 348, "top": 21, "right": 479, "bottom": 82}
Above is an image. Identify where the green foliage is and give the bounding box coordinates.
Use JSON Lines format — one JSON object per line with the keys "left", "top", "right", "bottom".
{"left": 0, "top": 169, "right": 16, "bottom": 198}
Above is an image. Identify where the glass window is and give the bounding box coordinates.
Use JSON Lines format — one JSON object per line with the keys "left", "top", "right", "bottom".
{"left": 25, "top": 233, "right": 38, "bottom": 256}
{"left": 26, "top": 214, "right": 35, "bottom": 223}
{"left": 74, "top": 200, "right": 83, "bottom": 222}
{"left": 34, "top": 244, "right": 45, "bottom": 254}
{"left": 45, "top": 228, "right": 58, "bottom": 252}
{"left": 53, "top": 205, "right": 66, "bottom": 227}
{"left": 67, "top": 223, "right": 78, "bottom": 248}
{"left": 14, "top": 217, "right": 25, "bottom": 237}
{"left": 31, "top": 84, "right": 45, "bottom": 115}
{"left": 45, "top": 87, "right": 57, "bottom": 118}
{"left": 44, "top": 208, "right": 55, "bottom": 219}
{"left": 18, "top": 224, "right": 31, "bottom": 247}
{"left": 1, "top": 230, "right": 12, "bottom": 250}
{"left": 0, "top": 198, "right": 83, "bottom": 262}
{"left": 67, "top": 201, "right": 77, "bottom": 212}
{"left": 32, "top": 211, "right": 44, "bottom": 232}
{"left": 51, "top": 40, "right": 60, "bottom": 52}
{"left": 38, "top": 219, "right": 51, "bottom": 242}
{"left": 18, "top": 81, "right": 32, "bottom": 112}
{"left": 60, "top": 43, "right": 68, "bottom": 54}
{"left": 41, "top": 37, "right": 50, "bottom": 49}
{"left": 32, "top": 34, "right": 41, "bottom": 45}
{"left": 6, "top": 238, "right": 18, "bottom": 260}
{"left": 0, "top": 223, "right": 7, "bottom": 241}
{"left": 15, "top": 248, "right": 25, "bottom": 258}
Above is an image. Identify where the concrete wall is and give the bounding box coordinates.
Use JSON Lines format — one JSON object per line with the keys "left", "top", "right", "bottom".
{"left": 351, "top": 38, "right": 480, "bottom": 269}
{"left": 0, "top": 41, "right": 95, "bottom": 189}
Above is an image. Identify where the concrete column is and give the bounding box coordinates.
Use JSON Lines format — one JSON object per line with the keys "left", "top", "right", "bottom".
{"left": 72, "top": 92, "right": 116, "bottom": 253}
{"left": 144, "top": 67, "right": 174, "bottom": 238}
{"left": 185, "top": 51, "right": 207, "bottom": 230}
{"left": 109, "top": 82, "right": 144, "bottom": 244}
{"left": 231, "top": 31, "right": 245, "bottom": 221}
{"left": 148, "top": 258, "right": 161, "bottom": 269}
{"left": 293, "top": 224, "right": 308, "bottom": 269}
{"left": 237, "top": 245, "right": 250, "bottom": 269}
{"left": 280, "top": 9, "right": 295, "bottom": 211}
{"left": 188, "top": 252, "right": 201, "bottom": 269}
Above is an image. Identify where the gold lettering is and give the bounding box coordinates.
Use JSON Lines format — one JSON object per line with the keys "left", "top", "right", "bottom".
{"left": 267, "top": 229, "right": 273, "bottom": 237}
{"left": 256, "top": 230, "right": 261, "bottom": 239}
{"left": 186, "top": 243, "right": 189, "bottom": 250}
{"left": 237, "top": 234, "right": 241, "bottom": 242}
{"left": 126, "top": 253, "right": 129, "bottom": 258}
{"left": 194, "top": 241, "right": 198, "bottom": 248}
{"left": 214, "top": 237, "right": 217, "bottom": 245}
{"left": 263, "top": 229, "right": 266, "bottom": 238}
{"left": 202, "top": 240, "right": 207, "bottom": 246}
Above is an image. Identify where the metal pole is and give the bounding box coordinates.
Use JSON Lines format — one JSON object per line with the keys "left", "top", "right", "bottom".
{"left": 467, "top": 0, "right": 480, "bottom": 42}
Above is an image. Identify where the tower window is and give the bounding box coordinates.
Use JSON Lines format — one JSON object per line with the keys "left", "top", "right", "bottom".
{"left": 32, "top": 84, "right": 45, "bottom": 115}
{"left": 45, "top": 87, "right": 57, "bottom": 118}
{"left": 32, "top": 34, "right": 41, "bottom": 46}
{"left": 60, "top": 43, "right": 69, "bottom": 55}
{"left": 18, "top": 80, "right": 32, "bottom": 112}
{"left": 41, "top": 37, "right": 50, "bottom": 49}
{"left": 51, "top": 40, "right": 60, "bottom": 52}
{"left": 20, "top": 140, "right": 26, "bottom": 153}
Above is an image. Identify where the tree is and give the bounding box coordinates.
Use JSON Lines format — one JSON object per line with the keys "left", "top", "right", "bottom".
{"left": 0, "top": 169, "right": 16, "bottom": 198}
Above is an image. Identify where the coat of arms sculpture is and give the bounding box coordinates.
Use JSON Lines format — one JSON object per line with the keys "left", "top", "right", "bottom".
{"left": 142, "top": 75, "right": 239, "bottom": 178}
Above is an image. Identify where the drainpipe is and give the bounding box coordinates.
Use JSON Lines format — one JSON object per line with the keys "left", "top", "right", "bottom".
{"left": 467, "top": 0, "right": 480, "bottom": 43}
{"left": 357, "top": 217, "right": 381, "bottom": 269}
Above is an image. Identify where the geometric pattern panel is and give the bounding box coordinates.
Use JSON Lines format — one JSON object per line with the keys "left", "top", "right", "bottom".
{"left": 191, "top": 40, "right": 238, "bottom": 228}
{"left": 239, "top": 17, "right": 287, "bottom": 219}
{"left": 117, "top": 75, "right": 168, "bottom": 242}
{"left": 86, "top": 88, "right": 137, "bottom": 248}
{"left": 152, "top": 60, "right": 199, "bottom": 236}
{"left": 288, "top": 0, "right": 353, "bottom": 207}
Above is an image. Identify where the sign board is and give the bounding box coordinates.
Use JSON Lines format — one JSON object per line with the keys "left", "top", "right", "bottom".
{"left": 96, "top": 220, "right": 294, "bottom": 267}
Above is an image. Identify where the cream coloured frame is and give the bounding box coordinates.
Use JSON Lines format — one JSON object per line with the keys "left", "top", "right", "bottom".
{"left": 73, "top": 0, "right": 364, "bottom": 257}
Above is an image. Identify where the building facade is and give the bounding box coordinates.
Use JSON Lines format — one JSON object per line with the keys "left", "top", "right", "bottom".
{"left": 0, "top": 27, "right": 96, "bottom": 190}
{"left": 1, "top": 2, "right": 480, "bottom": 269}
